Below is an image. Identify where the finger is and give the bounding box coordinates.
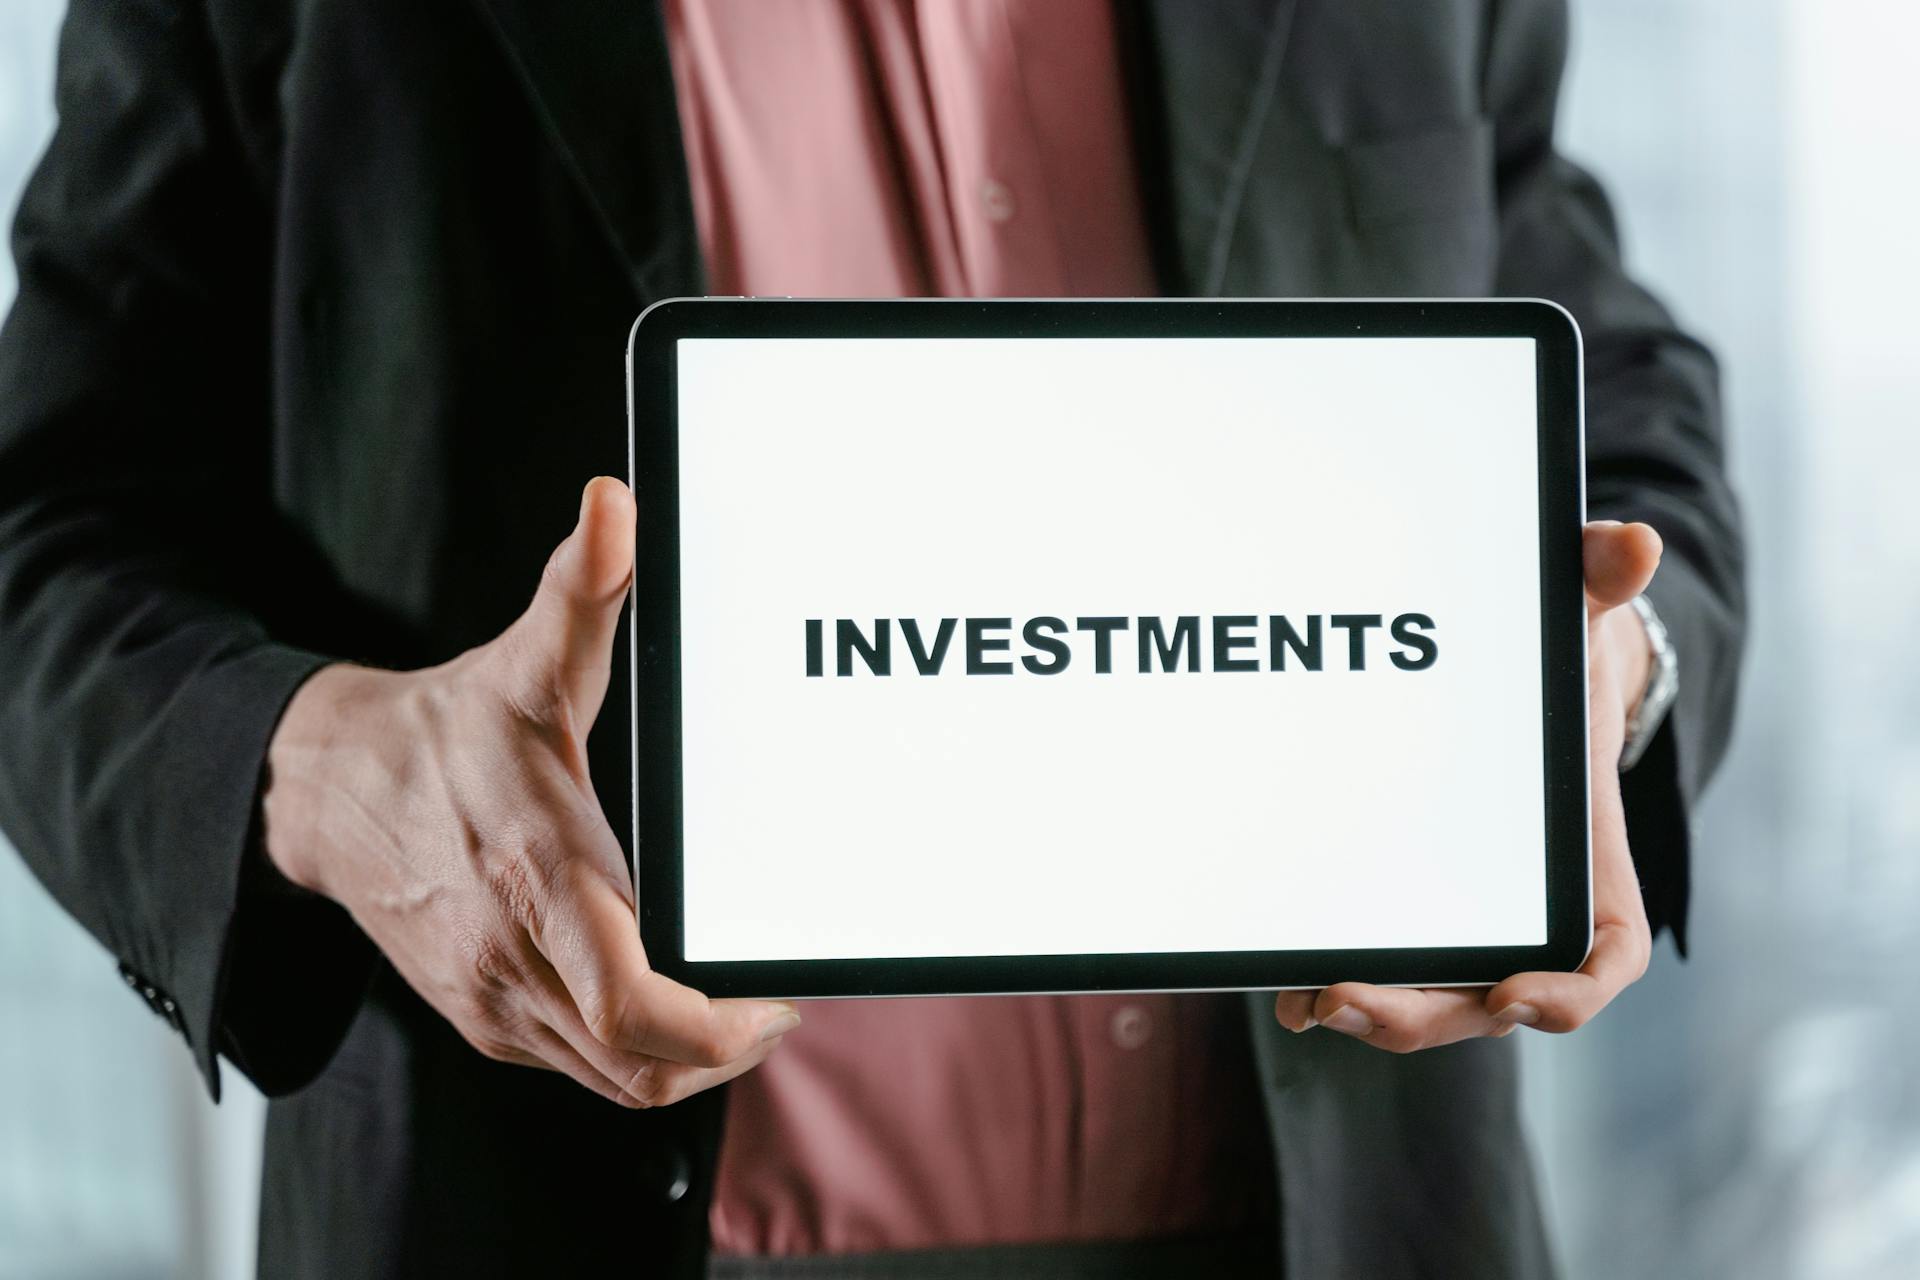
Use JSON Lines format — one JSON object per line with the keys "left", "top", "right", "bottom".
{"left": 1273, "top": 989, "right": 1321, "bottom": 1032}
{"left": 540, "top": 856, "right": 799, "bottom": 1066}
{"left": 523, "top": 949, "right": 674, "bottom": 1105}
{"left": 517, "top": 1021, "right": 655, "bottom": 1109}
{"left": 463, "top": 1018, "right": 648, "bottom": 1109}
{"left": 528, "top": 947, "right": 783, "bottom": 1109}
{"left": 1483, "top": 916, "right": 1649, "bottom": 1033}
{"left": 499, "top": 476, "right": 637, "bottom": 726}
{"left": 640, "top": 1034, "right": 787, "bottom": 1109}
{"left": 1583, "top": 520, "right": 1662, "bottom": 615}
{"left": 1311, "top": 982, "right": 1502, "bottom": 1053}
{"left": 1486, "top": 764, "right": 1651, "bottom": 1033}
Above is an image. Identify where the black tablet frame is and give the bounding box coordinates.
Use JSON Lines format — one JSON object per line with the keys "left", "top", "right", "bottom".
{"left": 627, "top": 298, "right": 1589, "bottom": 995}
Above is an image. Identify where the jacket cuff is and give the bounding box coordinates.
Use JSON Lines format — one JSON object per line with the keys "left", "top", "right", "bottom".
{"left": 129, "top": 641, "right": 351, "bottom": 1099}
{"left": 1618, "top": 714, "right": 1690, "bottom": 958}
{"left": 214, "top": 827, "right": 380, "bottom": 1096}
{"left": 1619, "top": 552, "right": 1728, "bottom": 960}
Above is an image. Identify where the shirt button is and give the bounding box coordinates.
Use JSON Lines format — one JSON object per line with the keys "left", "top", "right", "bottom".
{"left": 1110, "top": 1004, "right": 1153, "bottom": 1050}
{"left": 979, "top": 178, "right": 1016, "bottom": 223}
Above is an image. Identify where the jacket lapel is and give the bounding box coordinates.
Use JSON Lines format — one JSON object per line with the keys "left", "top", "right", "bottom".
{"left": 469, "top": 0, "right": 704, "bottom": 300}
{"left": 1125, "top": 0, "right": 1299, "bottom": 295}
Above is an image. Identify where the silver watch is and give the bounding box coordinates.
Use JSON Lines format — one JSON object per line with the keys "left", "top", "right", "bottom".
{"left": 1619, "top": 593, "right": 1678, "bottom": 771}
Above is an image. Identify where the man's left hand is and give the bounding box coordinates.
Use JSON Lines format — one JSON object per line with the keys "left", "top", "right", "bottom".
{"left": 1272, "top": 520, "right": 1664, "bottom": 1050}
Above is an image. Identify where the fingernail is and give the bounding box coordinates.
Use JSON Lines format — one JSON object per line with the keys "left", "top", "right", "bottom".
{"left": 759, "top": 1009, "right": 802, "bottom": 1042}
{"left": 1323, "top": 1005, "right": 1373, "bottom": 1037}
{"left": 1492, "top": 1001, "right": 1541, "bottom": 1026}
{"left": 1293, "top": 1015, "right": 1318, "bottom": 1033}
{"left": 622, "top": 1060, "right": 657, "bottom": 1108}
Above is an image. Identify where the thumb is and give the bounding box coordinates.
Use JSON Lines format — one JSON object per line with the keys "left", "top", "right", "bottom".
{"left": 1584, "top": 520, "right": 1662, "bottom": 619}
{"left": 503, "top": 477, "right": 636, "bottom": 727}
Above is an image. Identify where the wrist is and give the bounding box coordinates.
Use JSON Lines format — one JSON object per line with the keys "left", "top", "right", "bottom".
{"left": 1604, "top": 601, "right": 1655, "bottom": 723}
{"left": 260, "top": 662, "right": 387, "bottom": 897}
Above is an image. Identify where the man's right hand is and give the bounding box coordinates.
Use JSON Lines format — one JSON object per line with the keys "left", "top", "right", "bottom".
{"left": 261, "top": 477, "right": 798, "bottom": 1107}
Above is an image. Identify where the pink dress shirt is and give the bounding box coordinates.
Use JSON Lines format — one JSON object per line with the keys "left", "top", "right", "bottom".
{"left": 663, "top": 0, "right": 1275, "bottom": 1257}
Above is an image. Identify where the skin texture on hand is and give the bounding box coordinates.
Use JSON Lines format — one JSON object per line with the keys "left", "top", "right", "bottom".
{"left": 262, "top": 478, "right": 799, "bottom": 1107}
{"left": 1273, "top": 519, "right": 1664, "bottom": 1050}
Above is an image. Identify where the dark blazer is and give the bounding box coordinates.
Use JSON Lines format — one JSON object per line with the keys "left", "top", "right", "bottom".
{"left": 0, "top": 1, "right": 1744, "bottom": 1276}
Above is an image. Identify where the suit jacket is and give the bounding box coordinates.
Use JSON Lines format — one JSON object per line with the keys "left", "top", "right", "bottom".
{"left": 0, "top": 1, "right": 1744, "bottom": 1276}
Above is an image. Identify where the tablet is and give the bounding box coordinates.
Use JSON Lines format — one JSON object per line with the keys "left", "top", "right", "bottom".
{"left": 627, "top": 298, "right": 1588, "bottom": 997}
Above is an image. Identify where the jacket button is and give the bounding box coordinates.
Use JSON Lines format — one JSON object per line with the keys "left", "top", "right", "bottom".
{"left": 639, "top": 1146, "right": 692, "bottom": 1204}
{"left": 118, "top": 962, "right": 183, "bottom": 1030}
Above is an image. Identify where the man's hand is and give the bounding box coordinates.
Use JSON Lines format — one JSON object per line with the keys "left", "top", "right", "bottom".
{"left": 1273, "top": 520, "right": 1664, "bottom": 1051}
{"left": 262, "top": 477, "right": 798, "bottom": 1106}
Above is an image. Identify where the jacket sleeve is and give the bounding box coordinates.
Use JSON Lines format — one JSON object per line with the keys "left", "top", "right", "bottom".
{"left": 0, "top": 0, "right": 375, "bottom": 1098}
{"left": 1484, "top": 0, "right": 1748, "bottom": 956}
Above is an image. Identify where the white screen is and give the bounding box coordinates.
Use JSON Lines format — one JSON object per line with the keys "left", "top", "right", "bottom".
{"left": 674, "top": 336, "right": 1545, "bottom": 962}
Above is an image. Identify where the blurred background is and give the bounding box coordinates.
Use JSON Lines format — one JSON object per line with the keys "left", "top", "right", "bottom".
{"left": 2, "top": 1, "right": 1916, "bottom": 1276}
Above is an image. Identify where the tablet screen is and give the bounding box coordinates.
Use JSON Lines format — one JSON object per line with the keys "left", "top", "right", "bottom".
{"left": 672, "top": 334, "right": 1547, "bottom": 964}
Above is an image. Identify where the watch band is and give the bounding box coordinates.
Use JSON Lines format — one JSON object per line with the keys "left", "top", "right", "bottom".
{"left": 1619, "top": 593, "right": 1678, "bottom": 771}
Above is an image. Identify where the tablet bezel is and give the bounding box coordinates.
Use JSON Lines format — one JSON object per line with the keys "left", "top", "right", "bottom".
{"left": 628, "top": 298, "right": 1589, "bottom": 995}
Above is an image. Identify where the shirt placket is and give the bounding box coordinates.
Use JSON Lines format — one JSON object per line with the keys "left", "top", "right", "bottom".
{"left": 916, "top": 0, "right": 1068, "bottom": 297}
